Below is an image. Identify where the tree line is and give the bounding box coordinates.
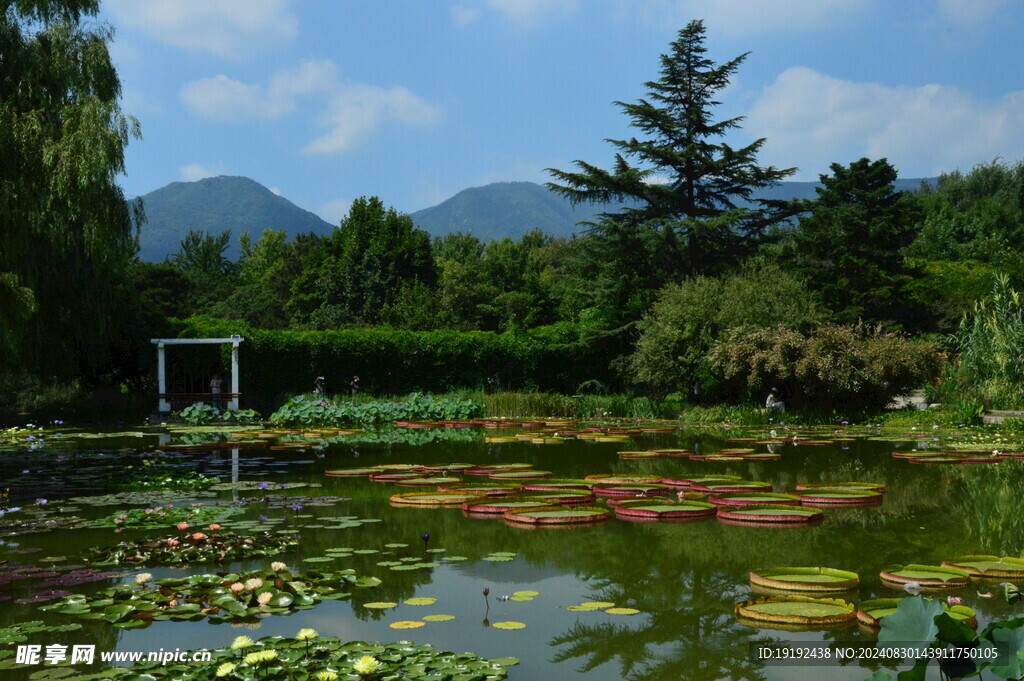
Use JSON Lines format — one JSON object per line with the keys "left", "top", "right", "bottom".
{"left": 4, "top": 7, "right": 1024, "bottom": 412}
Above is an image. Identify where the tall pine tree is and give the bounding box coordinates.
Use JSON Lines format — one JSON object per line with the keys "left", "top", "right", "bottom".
{"left": 547, "top": 19, "right": 794, "bottom": 309}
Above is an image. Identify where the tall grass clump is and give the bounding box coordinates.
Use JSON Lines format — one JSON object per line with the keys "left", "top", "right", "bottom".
{"left": 955, "top": 274, "right": 1024, "bottom": 408}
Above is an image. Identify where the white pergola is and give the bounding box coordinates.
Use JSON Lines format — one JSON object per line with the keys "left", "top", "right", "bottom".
{"left": 151, "top": 336, "right": 244, "bottom": 412}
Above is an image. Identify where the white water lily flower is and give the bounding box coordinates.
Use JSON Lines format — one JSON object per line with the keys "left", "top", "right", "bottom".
{"left": 244, "top": 578, "right": 263, "bottom": 591}
{"left": 257, "top": 592, "right": 273, "bottom": 606}
{"left": 270, "top": 561, "right": 288, "bottom": 572}
{"left": 134, "top": 573, "right": 153, "bottom": 584}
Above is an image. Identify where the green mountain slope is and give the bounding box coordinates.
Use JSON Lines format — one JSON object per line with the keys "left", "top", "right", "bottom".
{"left": 409, "top": 178, "right": 936, "bottom": 241}
{"left": 137, "top": 176, "right": 334, "bottom": 261}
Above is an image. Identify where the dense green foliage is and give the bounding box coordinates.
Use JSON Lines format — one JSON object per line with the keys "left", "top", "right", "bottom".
{"left": 269, "top": 393, "right": 484, "bottom": 427}
{"left": 1, "top": 0, "right": 141, "bottom": 378}
{"left": 176, "top": 402, "right": 261, "bottom": 426}
{"left": 179, "top": 317, "right": 616, "bottom": 410}
{"left": 786, "top": 158, "right": 923, "bottom": 327}
{"left": 708, "top": 324, "right": 941, "bottom": 412}
{"left": 629, "top": 261, "right": 824, "bottom": 395}
{"left": 953, "top": 275, "right": 1024, "bottom": 407}
{"left": 10, "top": 7, "right": 1024, "bottom": 417}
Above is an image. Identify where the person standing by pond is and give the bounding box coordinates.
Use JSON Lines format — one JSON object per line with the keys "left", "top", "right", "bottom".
{"left": 313, "top": 375, "right": 329, "bottom": 397}
{"left": 210, "top": 373, "right": 223, "bottom": 410}
{"left": 765, "top": 387, "right": 785, "bottom": 413}
{"left": 351, "top": 375, "right": 361, "bottom": 397}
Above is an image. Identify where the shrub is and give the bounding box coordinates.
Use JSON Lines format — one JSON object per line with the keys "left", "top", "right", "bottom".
{"left": 708, "top": 324, "right": 941, "bottom": 412}
{"left": 954, "top": 274, "right": 1024, "bottom": 408}
{"left": 629, "top": 261, "right": 824, "bottom": 395}
{"left": 268, "top": 393, "right": 485, "bottom": 427}
{"left": 176, "top": 402, "right": 262, "bottom": 425}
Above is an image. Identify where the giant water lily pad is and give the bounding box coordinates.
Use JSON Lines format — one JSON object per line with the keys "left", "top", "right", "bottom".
{"left": 462, "top": 496, "right": 574, "bottom": 515}
{"left": 692, "top": 481, "right": 773, "bottom": 493}
{"left": 324, "top": 467, "right": 383, "bottom": 477}
{"left": 593, "top": 483, "right": 670, "bottom": 498}
{"left": 879, "top": 564, "right": 970, "bottom": 589}
{"left": 503, "top": 505, "right": 611, "bottom": 525}
{"left": 717, "top": 504, "right": 824, "bottom": 527}
{"left": 735, "top": 596, "right": 855, "bottom": 627}
{"left": 389, "top": 492, "right": 486, "bottom": 507}
{"left": 709, "top": 492, "right": 801, "bottom": 507}
{"left": 394, "top": 476, "right": 463, "bottom": 487}
{"left": 940, "top": 555, "right": 1024, "bottom": 579}
{"left": 584, "top": 474, "right": 661, "bottom": 484}
{"left": 522, "top": 480, "right": 593, "bottom": 491}
{"left": 613, "top": 500, "right": 716, "bottom": 521}
{"left": 750, "top": 567, "right": 859, "bottom": 592}
{"left": 794, "top": 482, "right": 885, "bottom": 493}
{"left": 794, "top": 489, "right": 883, "bottom": 506}
{"left": 436, "top": 483, "right": 523, "bottom": 496}
{"left": 617, "top": 451, "right": 659, "bottom": 460}
{"left": 487, "top": 470, "right": 553, "bottom": 480}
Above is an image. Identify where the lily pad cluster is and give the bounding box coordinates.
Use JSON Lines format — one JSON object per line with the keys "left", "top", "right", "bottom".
{"left": 81, "top": 531, "right": 300, "bottom": 567}
{"left": 93, "top": 504, "right": 244, "bottom": 529}
{"left": 40, "top": 565, "right": 381, "bottom": 628}
{"left": 0, "top": 563, "right": 122, "bottom": 604}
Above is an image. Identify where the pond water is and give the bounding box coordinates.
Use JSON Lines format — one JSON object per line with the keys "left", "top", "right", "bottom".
{"left": 1, "top": 423, "right": 1022, "bottom": 681}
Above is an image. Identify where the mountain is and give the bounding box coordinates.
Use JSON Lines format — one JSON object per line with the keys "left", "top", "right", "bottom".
{"left": 136, "top": 176, "right": 334, "bottom": 261}
{"left": 409, "top": 178, "right": 937, "bottom": 241}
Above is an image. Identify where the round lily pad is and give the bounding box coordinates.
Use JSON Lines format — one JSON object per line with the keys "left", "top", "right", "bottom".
{"left": 437, "top": 483, "right": 523, "bottom": 496}
{"left": 580, "top": 601, "right": 615, "bottom": 608}
{"left": 940, "top": 555, "right": 1024, "bottom": 579}
{"left": 389, "top": 492, "right": 486, "bottom": 507}
{"left": 709, "top": 492, "right": 802, "bottom": 507}
{"left": 649, "top": 449, "right": 691, "bottom": 457}
{"left": 593, "top": 483, "right": 670, "bottom": 498}
{"left": 513, "top": 590, "right": 539, "bottom": 597}
{"left": 613, "top": 500, "right": 717, "bottom": 521}
{"left": 735, "top": 596, "right": 855, "bottom": 626}
{"left": 584, "top": 474, "right": 661, "bottom": 483}
{"left": 421, "top": 463, "right": 475, "bottom": 472}
{"left": 717, "top": 504, "right": 824, "bottom": 527}
{"left": 750, "top": 567, "right": 860, "bottom": 592}
{"left": 492, "top": 621, "right": 526, "bottom": 630}
{"left": 462, "top": 497, "right": 565, "bottom": 515}
{"left": 394, "top": 476, "right": 463, "bottom": 486}
{"left": 403, "top": 597, "right": 437, "bottom": 606}
{"left": 691, "top": 481, "right": 773, "bottom": 493}
{"left": 363, "top": 602, "right": 398, "bottom": 609}
{"left": 323, "top": 467, "right": 382, "bottom": 477}
{"left": 794, "top": 489, "right": 884, "bottom": 506}
{"left": 369, "top": 472, "right": 424, "bottom": 482}
{"left": 503, "top": 505, "right": 611, "bottom": 525}
{"left": 487, "top": 470, "right": 553, "bottom": 480}
{"left": 522, "top": 480, "right": 593, "bottom": 491}
{"left": 423, "top": 614, "right": 456, "bottom": 622}
{"left": 879, "top": 564, "right": 970, "bottom": 589}
{"left": 794, "top": 482, "right": 885, "bottom": 493}
{"left": 617, "top": 451, "right": 660, "bottom": 460}
{"left": 389, "top": 620, "right": 425, "bottom": 629}
{"left": 605, "top": 607, "right": 640, "bottom": 615}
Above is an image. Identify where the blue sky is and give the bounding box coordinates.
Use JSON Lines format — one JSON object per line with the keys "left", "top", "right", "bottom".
{"left": 103, "top": 0, "right": 1024, "bottom": 224}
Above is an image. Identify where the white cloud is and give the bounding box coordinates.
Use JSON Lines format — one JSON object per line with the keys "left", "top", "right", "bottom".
{"left": 320, "top": 198, "right": 352, "bottom": 224}
{"left": 620, "top": 0, "right": 868, "bottom": 37}
{"left": 107, "top": 0, "right": 297, "bottom": 59}
{"left": 744, "top": 66, "right": 1024, "bottom": 179}
{"left": 306, "top": 85, "right": 442, "bottom": 155}
{"left": 937, "top": 0, "right": 1007, "bottom": 28}
{"left": 485, "top": 0, "right": 579, "bottom": 26}
{"left": 180, "top": 163, "right": 225, "bottom": 182}
{"left": 451, "top": 5, "right": 482, "bottom": 26}
{"left": 180, "top": 58, "right": 440, "bottom": 154}
{"left": 180, "top": 59, "right": 338, "bottom": 122}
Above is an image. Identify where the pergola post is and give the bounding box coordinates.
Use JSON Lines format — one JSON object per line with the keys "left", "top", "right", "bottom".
{"left": 156, "top": 342, "right": 170, "bottom": 412}
{"left": 230, "top": 339, "right": 240, "bottom": 410}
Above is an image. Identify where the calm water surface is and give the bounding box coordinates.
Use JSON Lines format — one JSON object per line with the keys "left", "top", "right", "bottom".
{"left": 1, "top": 425, "right": 1020, "bottom": 681}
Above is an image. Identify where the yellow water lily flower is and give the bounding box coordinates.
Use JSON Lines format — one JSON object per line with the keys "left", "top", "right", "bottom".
{"left": 353, "top": 655, "right": 382, "bottom": 676}
{"left": 215, "top": 662, "right": 237, "bottom": 677}
{"left": 230, "top": 635, "right": 254, "bottom": 650}
{"left": 296, "top": 628, "right": 318, "bottom": 641}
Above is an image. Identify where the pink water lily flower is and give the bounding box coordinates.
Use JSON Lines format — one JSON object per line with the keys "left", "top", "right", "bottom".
{"left": 208, "top": 523, "right": 221, "bottom": 531}
{"left": 191, "top": 532, "right": 207, "bottom": 541}
{"left": 176, "top": 523, "right": 189, "bottom": 531}
{"left": 166, "top": 539, "right": 180, "bottom": 547}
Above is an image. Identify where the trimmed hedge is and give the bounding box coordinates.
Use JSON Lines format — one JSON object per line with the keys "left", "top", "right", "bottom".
{"left": 175, "top": 317, "right": 614, "bottom": 410}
